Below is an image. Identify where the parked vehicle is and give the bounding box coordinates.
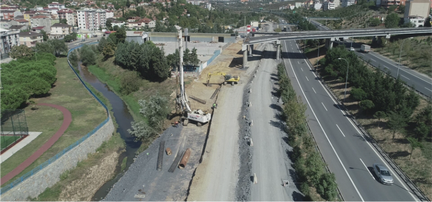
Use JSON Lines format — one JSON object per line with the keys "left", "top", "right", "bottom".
{"left": 350, "top": 47, "right": 355, "bottom": 51}
{"left": 360, "top": 44, "right": 371, "bottom": 53}
{"left": 373, "top": 163, "right": 394, "bottom": 185}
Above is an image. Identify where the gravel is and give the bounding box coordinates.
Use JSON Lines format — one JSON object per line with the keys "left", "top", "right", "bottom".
{"left": 102, "top": 124, "right": 207, "bottom": 201}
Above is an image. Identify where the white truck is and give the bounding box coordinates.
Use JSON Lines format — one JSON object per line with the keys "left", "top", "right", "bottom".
{"left": 360, "top": 44, "right": 371, "bottom": 53}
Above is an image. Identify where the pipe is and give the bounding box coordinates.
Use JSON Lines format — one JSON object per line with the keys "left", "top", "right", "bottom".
{"left": 179, "top": 148, "right": 191, "bottom": 169}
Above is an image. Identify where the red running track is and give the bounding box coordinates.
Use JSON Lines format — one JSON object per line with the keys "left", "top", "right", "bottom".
{"left": 1, "top": 103, "right": 72, "bottom": 186}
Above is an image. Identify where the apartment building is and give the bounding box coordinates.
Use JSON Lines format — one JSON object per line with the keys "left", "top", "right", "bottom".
{"left": 342, "top": 0, "right": 356, "bottom": 7}
{"left": 77, "top": 8, "right": 106, "bottom": 31}
{"left": 31, "top": 15, "right": 51, "bottom": 33}
{"left": 50, "top": 23, "right": 72, "bottom": 37}
{"left": 19, "top": 31, "right": 43, "bottom": 47}
{"left": 404, "top": 0, "right": 431, "bottom": 20}
{"left": 380, "top": 0, "right": 406, "bottom": 7}
{"left": 0, "top": 28, "right": 19, "bottom": 58}
{"left": 58, "top": 9, "right": 75, "bottom": 26}
{"left": 48, "top": 2, "right": 66, "bottom": 9}
{"left": 323, "top": 0, "right": 336, "bottom": 10}
{"left": 1, "top": 11, "right": 15, "bottom": 20}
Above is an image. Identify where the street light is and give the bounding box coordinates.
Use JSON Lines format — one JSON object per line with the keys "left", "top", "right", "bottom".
{"left": 338, "top": 57, "right": 349, "bottom": 101}
{"left": 397, "top": 37, "right": 413, "bottom": 77}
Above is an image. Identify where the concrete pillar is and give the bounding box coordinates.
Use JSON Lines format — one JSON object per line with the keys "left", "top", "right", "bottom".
{"left": 248, "top": 44, "right": 253, "bottom": 56}
{"left": 325, "top": 38, "right": 334, "bottom": 49}
{"left": 242, "top": 44, "right": 248, "bottom": 68}
{"left": 276, "top": 40, "right": 281, "bottom": 60}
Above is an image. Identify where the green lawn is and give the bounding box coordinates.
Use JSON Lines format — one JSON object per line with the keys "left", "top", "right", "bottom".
{"left": 1, "top": 136, "right": 21, "bottom": 150}
{"left": 1, "top": 57, "right": 107, "bottom": 186}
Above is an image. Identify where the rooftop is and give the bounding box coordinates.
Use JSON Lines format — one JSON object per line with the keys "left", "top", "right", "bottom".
{"left": 19, "top": 31, "right": 43, "bottom": 37}
{"left": 52, "top": 23, "right": 71, "bottom": 27}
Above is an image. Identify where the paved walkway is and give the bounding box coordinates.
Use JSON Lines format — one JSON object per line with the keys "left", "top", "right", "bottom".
{"left": 0, "top": 103, "right": 72, "bottom": 186}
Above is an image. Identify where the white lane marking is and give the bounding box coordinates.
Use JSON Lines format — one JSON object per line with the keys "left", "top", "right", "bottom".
{"left": 298, "top": 42, "right": 419, "bottom": 202}
{"left": 360, "top": 158, "right": 375, "bottom": 180}
{"left": 301, "top": 68, "right": 303, "bottom": 72}
{"left": 297, "top": 61, "right": 300, "bottom": 64}
{"left": 321, "top": 102, "right": 328, "bottom": 111}
{"left": 336, "top": 124, "right": 346, "bottom": 137}
{"left": 312, "top": 87, "right": 316, "bottom": 94}
{"left": 369, "top": 58, "right": 376, "bottom": 62}
{"left": 285, "top": 41, "right": 364, "bottom": 202}
{"left": 305, "top": 76, "right": 309, "bottom": 81}
{"left": 425, "top": 87, "right": 432, "bottom": 92}
{"left": 401, "top": 75, "right": 410, "bottom": 80}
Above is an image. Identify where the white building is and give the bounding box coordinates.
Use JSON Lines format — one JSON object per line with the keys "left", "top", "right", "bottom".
{"left": 206, "top": 3, "right": 212, "bottom": 10}
{"left": 106, "top": 10, "right": 114, "bottom": 19}
{"left": 295, "top": 2, "right": 304, "bottom": 8}
{"left": 314, "top": 1, "right": 323, "bottom": 10}
{"left": 342, "top": 0, "right": 356, "bottom": 6}
{"left": 405, "top": 15, "right": 425, "bottom": 27}
{"left": 48, "top": 2, "right": 66, "bottom": 9}
{"left": 77, "top": 8, "right": 106, "bottom": 31}
{"left": 111, "top": 20, "right": 125, "bottom": 28}
{"left": 323, "top": 1, "right": 336, "bottom": 10}
{"left": 58, "top": 9, "right": 75, "bottom": 26}
{"left": 0, "top": 28, "right": 19, "bottom": 58}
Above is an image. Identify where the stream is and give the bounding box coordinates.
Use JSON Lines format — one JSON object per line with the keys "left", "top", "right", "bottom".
{"left": 75, "top": 62, "right": 141, "bottom": 200}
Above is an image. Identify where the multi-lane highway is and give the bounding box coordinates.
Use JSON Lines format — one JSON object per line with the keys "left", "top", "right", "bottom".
{"left": 281, "top": 39, "right": 418, "bottom": 201}
{"left": 312, "top": 19, "right": 432, "bottom": 99}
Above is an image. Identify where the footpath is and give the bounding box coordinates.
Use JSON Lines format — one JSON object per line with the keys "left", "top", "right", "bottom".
{"left": 1, "top": 103, "right": 72, "bottom": 185}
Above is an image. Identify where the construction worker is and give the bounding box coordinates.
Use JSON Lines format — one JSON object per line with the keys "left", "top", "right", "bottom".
{"left": 174, "top": 121, "right": 179, "bottom": 127}
{"left": 213, "top": 103, "right": 217, "bottom": 109}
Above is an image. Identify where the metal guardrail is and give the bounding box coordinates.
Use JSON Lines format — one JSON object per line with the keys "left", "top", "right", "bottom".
{"left": 302, "top": 52, "right": 430, "bottom": 202}
{"left": 0, "top": 41, "right": 110, "bottom": 195}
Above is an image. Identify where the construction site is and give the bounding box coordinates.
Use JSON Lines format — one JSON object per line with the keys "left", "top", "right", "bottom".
{"left": 102, "top": 31, "right": 267, "bottom": 200}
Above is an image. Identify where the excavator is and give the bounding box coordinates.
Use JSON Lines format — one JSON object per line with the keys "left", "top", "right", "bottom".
{"left": 206, "top": 72, "right": 240, "bottom": 87}
{"left": 175, "top": 30, "right": 211, "bottom": 126}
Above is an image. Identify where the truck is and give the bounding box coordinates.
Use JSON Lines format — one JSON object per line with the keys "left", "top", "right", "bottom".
{"left": 360, "top": 44, "right": 371, "bottom": 53}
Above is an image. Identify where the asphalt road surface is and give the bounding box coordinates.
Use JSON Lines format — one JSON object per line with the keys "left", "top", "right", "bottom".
{"left": 312, "top": 19, "right": 432, "bottom": 99}
{"left": 281, "top": 39, "right": 418, "bottom": 201}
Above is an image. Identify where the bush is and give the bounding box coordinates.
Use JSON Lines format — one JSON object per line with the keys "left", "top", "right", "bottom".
{"left": 120, "top": 71, "right": 141, "bottom": 95}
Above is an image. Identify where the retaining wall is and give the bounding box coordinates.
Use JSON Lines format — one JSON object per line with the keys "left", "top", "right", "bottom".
{"left": 0, "top": 42, "right": 115, "bottom": 200}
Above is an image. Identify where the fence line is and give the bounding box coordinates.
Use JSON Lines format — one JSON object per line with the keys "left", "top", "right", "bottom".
{"left": 0, "top": 41, "right": 110, "bottom": 195}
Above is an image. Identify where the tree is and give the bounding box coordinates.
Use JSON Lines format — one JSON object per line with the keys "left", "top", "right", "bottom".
{"left": 36, "top": 42, "right": 54, "bottom": 55}
{"left": 369, "top": 18, "right": 381, "bottom": 27}
{"left": 384, "top": 12, "right": 400, "bottom": 28}
{"left": 1, "top": 87, "right": 29, "bottom": 110}
{"left": 10, "top": 45, "right": 34, "bottom": 60}
{"left": 359, "top": 100, "right": 375, "bottom": 113}
{"left": 49, "top": 39, "right": 68, "bottom": 56}
{"left": 128, "top": 95, "right": 170, "bottom": 141}
{"left": 407, "top": 137, "right": 423, "bottom": 160}
{"left": 106, "top": 18, "right": 113, "bottom": 30}
{"left": 115, "top": 26, "right": 126, "bottom": 43}
{"left": 413, "top": 122, "right": 430, "bottom": 142}
{"left": 350, "top": 87, "right": 367, "bottom": 103}
{"left": 373, "top": 111, "right": 386, "bottom": 128}
{"left": 317, "top": 173, "right": 338, "bottom": 201}
{"left": 102, "top": 41, "right": 116, "bottom": 60}
{"left": 40, "top": 30, "right": 48, "bottom": 41}
{"left": 424, "top": 17, "right": 431, "bottom": 27}
{"left": 387, "top": 111, "right": 407, "bottom": 139}
{"left": 120, "top": 71, "right": 140, "bottom": 95}
{"left": 28, "top": 77, "right": 51, "bottom": 96}
{"left": 79, "top": 44, "right": 96, "bottom": 66}
{"left": 60, "top": 19, "right": 67, "bottom": 24}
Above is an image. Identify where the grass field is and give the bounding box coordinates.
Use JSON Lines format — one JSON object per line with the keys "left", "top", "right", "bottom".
{"left": 1, "top": 57, "right": 107, "bottom": 186}
{"left": 1, "top": 136, "right": 21, "bottom": 151}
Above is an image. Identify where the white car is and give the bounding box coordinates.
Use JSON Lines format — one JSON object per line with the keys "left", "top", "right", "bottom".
{"left": 373, "top": 163, "right": 394, "bottom": 185}
{"left": 350, "top": 47, "right": 355, "bottom": 52}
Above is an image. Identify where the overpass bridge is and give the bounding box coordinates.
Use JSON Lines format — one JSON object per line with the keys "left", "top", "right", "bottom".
{"left": 241, "top": 27, "right": 432, "bottom": 67}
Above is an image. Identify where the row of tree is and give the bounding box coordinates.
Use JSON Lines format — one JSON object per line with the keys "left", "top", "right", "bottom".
{"left": 320, "top": 46, "right": 430, "bottom": 143}
{"left": 1, "top": 53, "right": 57, "bottom": 110}
{"left": 277, "top": 63, "right": 338, "bottom": 201}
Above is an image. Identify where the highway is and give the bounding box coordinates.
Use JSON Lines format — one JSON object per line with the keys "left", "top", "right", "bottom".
{"left": 311, "top": 19, "right": 432, "bottom": 99}
{"left": 281, "top": 39, "right": 418, "bottom": 201}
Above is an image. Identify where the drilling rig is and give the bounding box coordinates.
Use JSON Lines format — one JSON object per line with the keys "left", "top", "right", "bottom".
{"left": 175, "top": 30, "right": 211, "bottom": 126}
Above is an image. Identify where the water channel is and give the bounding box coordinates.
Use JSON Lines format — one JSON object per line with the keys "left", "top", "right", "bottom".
{"left": 75, "top": 62, "right": 141, "bottom": 200}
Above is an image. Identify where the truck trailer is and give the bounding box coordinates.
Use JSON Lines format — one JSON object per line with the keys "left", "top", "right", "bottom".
{"left": 360, "top": 44, "right": 371, "bottom": 53}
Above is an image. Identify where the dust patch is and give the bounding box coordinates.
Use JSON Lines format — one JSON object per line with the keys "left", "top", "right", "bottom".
{"left": 58, "top": 151, "right": 120, "bottom": 201}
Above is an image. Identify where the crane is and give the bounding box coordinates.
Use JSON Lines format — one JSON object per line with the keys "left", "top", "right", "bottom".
{"left": 175, "top": 30, "right": 211, "bottom": 126}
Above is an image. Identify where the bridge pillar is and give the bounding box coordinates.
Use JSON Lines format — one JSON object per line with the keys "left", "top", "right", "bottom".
{"left": 276, "top": 40, "right": 281, "bottom": 60}
{"left": 248, "top": 44, "right": 253, "bottom": 56}
{"left": 242, "top": 44, "right": 248, "bottom": 68}
{"left": 325, "top": 38, "right": 334, "bottom": 49}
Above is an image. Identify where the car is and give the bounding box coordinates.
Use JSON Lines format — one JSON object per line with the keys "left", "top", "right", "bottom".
{"left": 350, "top": 47, "right": 355, "bottom": 51}
{"left": 373, "top": 163, "right": 394, "bottom": 185}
